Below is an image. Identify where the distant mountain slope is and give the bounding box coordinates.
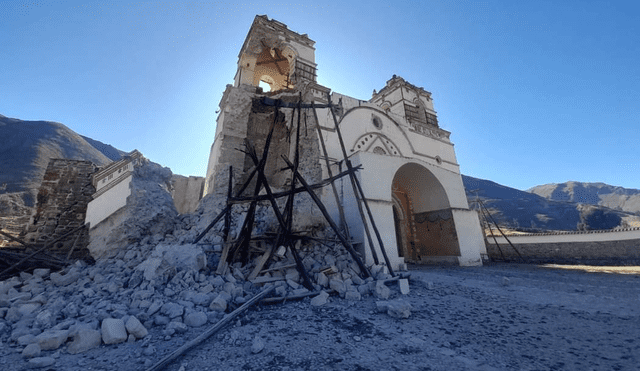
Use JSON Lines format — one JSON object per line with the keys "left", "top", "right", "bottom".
{"left": 528, "top": 181, "right": 640, "bottom": 215}
{"left": 462, "top": 175, "right": 640, "bottom": 231}
{"left": 80, "top": 135, "right": 126, "bottom": 162}
{"left": 0, "top": 114, "right": 111, "bottom": 208}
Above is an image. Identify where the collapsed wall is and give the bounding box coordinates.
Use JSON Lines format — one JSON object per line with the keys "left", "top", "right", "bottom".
{"left": 21, "top": 159, "right": 97, "bottom": 258}
{"left": 87, "top": 159, "right": 180, "bottom": 259}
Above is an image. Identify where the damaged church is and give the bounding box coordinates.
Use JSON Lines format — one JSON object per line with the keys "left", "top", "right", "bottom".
{"left": 203, "top": 15, "right": 486, "bottom": 269}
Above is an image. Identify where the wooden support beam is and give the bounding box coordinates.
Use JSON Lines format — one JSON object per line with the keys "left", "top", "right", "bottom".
{"left": 192, "top": 160, "right": 260, "bottom": 244}
{"left": 247, "top": 241, "right": 272, "bottom": 281}
{"left": 193, "top": 205, "right": 229, "bottom": 244}
{"left": 260, "top": 97, "right": 332, "bottom": 109}
{"left": 281, "top": 155, "right": 370, "bottom": 278}
{"left": 312, "top": 102, "right": 351, "bottom": 241}
{"left": 0, "top": 223, "right": 87, "bottom": 279}
{"left": 228, "top": 166, "right": 360, "bottom": 203}
{"left": 0, "top": 229, "right": 29, "bottom": 247}
{"left": 327, "top": 93, "right": 396, "bottom": 277}
{"left": 325, "top": 94, "right": 380, "bottom": 266}
{"left": 244, "top": 143, "right": 315, "bottom": 291}
{"left": 145, "top": 285, "right": 275, "bottom": 371}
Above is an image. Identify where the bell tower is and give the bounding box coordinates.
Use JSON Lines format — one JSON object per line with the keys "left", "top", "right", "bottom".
{"left": 234, "top": 15, "right": 318, "bottom": 92}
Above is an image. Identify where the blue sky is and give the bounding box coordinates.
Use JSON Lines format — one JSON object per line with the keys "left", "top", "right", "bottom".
{"left": 1, "top": 0, "right": 639, "bottom": 191}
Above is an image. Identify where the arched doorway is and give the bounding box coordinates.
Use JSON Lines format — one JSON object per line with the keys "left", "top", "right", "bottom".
{"left": 392, "top": 163, "right": 461, "bottom": 262}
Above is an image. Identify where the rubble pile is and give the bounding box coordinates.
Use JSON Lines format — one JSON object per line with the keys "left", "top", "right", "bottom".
{"left": 0, "top": 157, "right": 407, "bottom": 369}
{"left": 0, "top": 231, "right": 403, "bottom": 368}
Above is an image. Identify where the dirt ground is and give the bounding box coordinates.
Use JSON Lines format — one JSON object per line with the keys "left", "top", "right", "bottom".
{"left": 3, "top": 262, "right": 639, "bottom": 370}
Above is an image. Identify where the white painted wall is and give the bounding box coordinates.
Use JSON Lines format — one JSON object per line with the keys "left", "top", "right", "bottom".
{"left": 452, "top": 209, "right": 485, "bottom": 266}
{"left": 491, "top": 228, "right": 640, "bottom": 244}
{"left": 85, "top": 174, "right": 132, "bottom": 229}
{"left": 330, "top": 152, "right": 482, "bottom": 269}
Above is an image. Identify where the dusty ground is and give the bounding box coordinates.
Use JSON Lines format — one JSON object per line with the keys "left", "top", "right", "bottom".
{"left": 2, "top": 263, "right": 639, "bottom": 370}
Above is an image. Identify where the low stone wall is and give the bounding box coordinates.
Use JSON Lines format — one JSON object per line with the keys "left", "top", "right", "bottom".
{"left": 487, "top": 228, "right": 640, "bottom": 264}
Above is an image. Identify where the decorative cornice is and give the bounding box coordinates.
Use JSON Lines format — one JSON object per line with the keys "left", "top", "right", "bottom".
{"left": 408, "top": 122, "right": 451, "bottom": 141}
{"left": 371, "top": 75, "right": 432, "bottom": 102}
{"left": 92, "top": 150, "right": 143, "bottom": 188}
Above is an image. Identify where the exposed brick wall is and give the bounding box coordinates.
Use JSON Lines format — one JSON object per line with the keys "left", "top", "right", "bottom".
{"left": 24, "top": 159, "right": 97, "bottom": 255}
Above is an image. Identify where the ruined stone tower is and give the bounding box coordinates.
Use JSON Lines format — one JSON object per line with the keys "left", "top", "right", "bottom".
{"left": 204, "top": 15, "right": 487, "bottom": 268}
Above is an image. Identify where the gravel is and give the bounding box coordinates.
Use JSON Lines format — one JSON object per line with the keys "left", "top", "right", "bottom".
{"left": 2, "top": 262, "right": 638, "bottom": 370}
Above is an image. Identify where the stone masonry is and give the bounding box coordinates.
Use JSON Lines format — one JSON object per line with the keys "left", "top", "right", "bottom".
{"left": 23, "top": 159, "right": 97, "bottom": 255}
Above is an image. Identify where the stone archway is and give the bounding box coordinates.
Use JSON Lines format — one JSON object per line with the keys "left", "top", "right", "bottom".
{"left": 392, "top": 163, "right": 461, "bottom": 262}
{"left": 392, "top": 194, "right": 408, "bottom": 258}
{"left": 252, "top": 46, "right": 294, "bottom": 91}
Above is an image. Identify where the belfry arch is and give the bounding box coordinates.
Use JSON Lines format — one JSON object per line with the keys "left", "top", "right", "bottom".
{"left": 252, "top": 45, "right": 294, "bottom": 91}
{"left": 392, "top": 163, "right": 462, "bottom": 262}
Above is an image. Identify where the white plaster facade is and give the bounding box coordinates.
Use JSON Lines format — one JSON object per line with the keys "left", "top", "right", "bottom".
{"left": 85, "top": 150, "right": 142, "bottom": 228}
{"left": 491, "top": 228, "right": 640, "bottom": 244}
{"left": 204, "top": 15, "right": 486, "bottom": 269}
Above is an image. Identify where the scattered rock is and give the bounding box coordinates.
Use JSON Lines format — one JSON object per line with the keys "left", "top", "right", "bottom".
{"left": 329, "top": 279, "right": 346, "bottom": 296}
{"left": 345, "top": 290, "right": 362, "bottom": 301}
{"left": 251, "top": 335, "right": 265, "bottom": 354}
{"left": 399, "top": 278, "right": 410, "bottom": 295}
{"left": 101, "top": 318, "right": 127, "bottom": 345}
{"left": 125, "top": 316, "right": 148, "bottom": 339}
{"left": 209, "top": 295, "right": 228, "bottom": 312}
{"left": 166, "top": 321, "right": 188, "bottom": 335}
{"left": 67, "top": 328, "right": 102, "bottom": 354}
{"left": 34, "top": 329, "right": 69, "bottom": 351}
{"left": 311, "top": 291, "right": 329, "bottom": 306}
{"left": 22, "top": 343, "right": 41, "bottom": 358}
{"left": 32, "top": 269, "right": 50, "bottom": 279}
{"left": 377, "top": 300, "right": 412, "bottom": 319}
{"left": 316, "top": 272, "right": 329, "bottom": 287}
{"left": 184, "top": 312, "right": 208, "bottom": 327}
{"left": 49, "top": 270, "right": 81, "bottom": 287}
{"left": 27, "top": 356, "right": 55, "bottom": 369}
{"left": 374, "top": 281, "right": 391, "bottom": 300}
{"left": 161, "top": 302, "right": 184, "bottom": 318}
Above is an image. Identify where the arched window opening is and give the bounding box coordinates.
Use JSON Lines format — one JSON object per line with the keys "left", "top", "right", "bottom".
{"left": 253, "top": 46, "right": 291, "bottom": 92}
{"left": 258, "top": 80, "right": 271, "bottom": 93}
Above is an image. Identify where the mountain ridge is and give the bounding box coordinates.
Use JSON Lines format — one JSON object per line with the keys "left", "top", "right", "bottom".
{"left": 528, "top": 181, "right": 640, "bottom": 215}
{"left": 0, "top": 114, "right": 111, "bottom": 208}
{"left": 462, "top": 175, "right": 640, "bottom": 231}
{"left": 2, "top": 113, "right": 639, "bottom": 234}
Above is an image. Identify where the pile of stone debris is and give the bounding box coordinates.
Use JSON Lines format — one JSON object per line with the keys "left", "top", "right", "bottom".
{"left": 0, "top": 173, "right": 406, "bottom": 367}
{"left": 0, "top": 155, "right": 408, "bottom": 369}
{"left": 0, "top": 235, "right": 405, "bottom": 369}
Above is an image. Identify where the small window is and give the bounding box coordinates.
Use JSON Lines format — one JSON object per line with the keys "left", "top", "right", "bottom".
{"left": 372, "top": 115, "right": 383, "bottom": 129}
